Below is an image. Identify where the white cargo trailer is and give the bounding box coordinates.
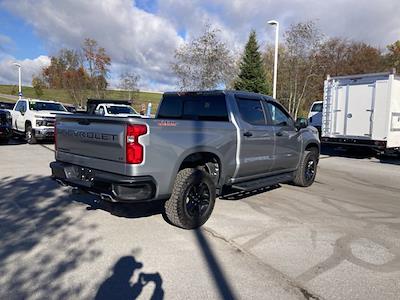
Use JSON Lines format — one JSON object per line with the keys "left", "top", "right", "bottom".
{"left": 321, "top": 71, "right": 400, "bottom": 153}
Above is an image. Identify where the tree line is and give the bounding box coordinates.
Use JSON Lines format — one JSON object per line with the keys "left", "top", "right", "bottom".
{"left": 31, "top": 22, "right": 400, "bottom": 115}
{"left": 172, "top": 21, "right": 400, "bottom": 117}
{"left": 32, "top": 38, "right": 140, "bottom": 107}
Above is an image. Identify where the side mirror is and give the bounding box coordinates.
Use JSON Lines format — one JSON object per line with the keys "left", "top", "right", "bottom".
{"left": 295, "top": 117, "right": 308, "bottom": 130}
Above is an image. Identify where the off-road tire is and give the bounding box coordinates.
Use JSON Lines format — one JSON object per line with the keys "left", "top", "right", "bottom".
{"left": 26, "top": 125, "right": 37, "bottom": 144}
{"left": 164, "top": 168, "right": 216, "bottom": 229}
{"left": 292, "top": 149, "right": 319, "bottom": 187}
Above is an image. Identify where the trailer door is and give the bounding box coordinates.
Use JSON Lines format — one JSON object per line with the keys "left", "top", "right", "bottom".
{"left": 346, "top": 84, "right": 374, "bottom": 137}
{"left": 333, "top": 86, "right": 346, "bottom": 135}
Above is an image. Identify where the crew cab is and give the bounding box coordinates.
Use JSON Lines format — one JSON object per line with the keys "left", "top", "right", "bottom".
{"left": 50, "top": 91, "right": 320, "bottom": 229}
{"left": 10, "top": 99, "right": 70, "bottom": 144}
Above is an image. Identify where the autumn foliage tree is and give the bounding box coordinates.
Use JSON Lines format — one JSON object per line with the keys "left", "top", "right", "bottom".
{"left": 39, "top": 38, "right": 111, "bottom": 107}
{"left": 82, "top": 38, "right": 111, "bottom": 98}
{"left": 385, "top": 40, "right": 400, "bottom": 70}
{"left": 264, "top": 22, "right": 391, "bottom": 117}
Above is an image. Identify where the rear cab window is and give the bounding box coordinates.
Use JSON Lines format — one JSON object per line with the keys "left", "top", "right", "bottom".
{"left": 157, "top": 93, "right": 229, "bottom": 122}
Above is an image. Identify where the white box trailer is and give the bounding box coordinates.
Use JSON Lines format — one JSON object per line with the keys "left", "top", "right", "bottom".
{"left": 321, "top": 71, "right": 400, "bottom": 152}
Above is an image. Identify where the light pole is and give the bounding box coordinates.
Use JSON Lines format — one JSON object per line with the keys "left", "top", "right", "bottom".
{"left": 13, "top": 62, "right": 22, "bottom": 99}
{"left": 268, "top": 20, "right": 279, "bottom": 99}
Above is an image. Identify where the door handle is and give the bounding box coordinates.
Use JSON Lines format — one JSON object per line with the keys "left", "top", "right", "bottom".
{"left": 243, "top": 131, "right": 253, "bottom": 137}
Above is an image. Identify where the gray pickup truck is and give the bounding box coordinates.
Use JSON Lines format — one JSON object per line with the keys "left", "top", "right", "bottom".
{"left": 50, "top": 91, "right": 320, "bottom": 229}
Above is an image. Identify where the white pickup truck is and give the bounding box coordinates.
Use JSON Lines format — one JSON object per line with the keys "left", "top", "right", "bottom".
{"left": 94, "top": 103, "right": 141, "bottom": 118}
{"left": 10, "top": 99, "right": 70, "bottom": 144}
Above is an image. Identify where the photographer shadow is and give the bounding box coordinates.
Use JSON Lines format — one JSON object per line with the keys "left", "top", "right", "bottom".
{"left": 95, "top": 256, "right": 164, "bottom": 300}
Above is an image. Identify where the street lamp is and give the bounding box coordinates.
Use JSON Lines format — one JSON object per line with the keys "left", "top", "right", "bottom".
{"left": 12, "top": 62, "right": 22, "bottom": 99}
{"left": 268, "top": 20, "right": 279, "bottom": 99}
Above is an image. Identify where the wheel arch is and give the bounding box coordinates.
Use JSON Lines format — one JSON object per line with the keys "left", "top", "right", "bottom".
{"left": 175, "top": 149, "right": 224, "bottom": 188}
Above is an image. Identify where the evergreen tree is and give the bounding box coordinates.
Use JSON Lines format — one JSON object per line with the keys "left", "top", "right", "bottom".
{"left": 234, "top": 30, "right": 270, "bottom": 94}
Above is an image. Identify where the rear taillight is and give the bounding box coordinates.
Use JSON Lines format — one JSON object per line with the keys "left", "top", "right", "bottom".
{"left": 126, "top": 124, "right": 147, "bottom": 164}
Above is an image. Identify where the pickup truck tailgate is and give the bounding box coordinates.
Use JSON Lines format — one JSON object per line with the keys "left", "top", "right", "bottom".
{"left": 56, "top": 116, "right": 127, "bottom": 162}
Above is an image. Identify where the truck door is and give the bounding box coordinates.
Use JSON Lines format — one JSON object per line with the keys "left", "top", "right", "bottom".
{"left": 13, "top": 100, "right": 27, "bottom": 131}
{"left": 234, "top": 97, "right": 275, "bottom": 178}
{"left": 265, "top": 101, "right": 301, "bottom": 172}
{"left": 346, "top": 84, "right": 374, "bottom": 137}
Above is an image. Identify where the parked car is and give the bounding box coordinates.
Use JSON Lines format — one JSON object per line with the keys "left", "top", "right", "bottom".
{"left": 308, "top": 100, "right": 323, "bottom": 134}
{"left": 0, "top": 101, "right": 15, "bottom": 110}
{"left": 50, "top": 90, "right": 320, "bottom": 229}
{"left": 0, "top": 109, "right": 12, "bottom": 143}
{"left": 10, "top": 99, "right": 70, "bottom": 144}
{"left": 321, "top": 71, "right": 400, "bottom": 153}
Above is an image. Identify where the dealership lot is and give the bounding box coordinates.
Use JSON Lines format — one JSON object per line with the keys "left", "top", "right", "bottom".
{"left": 1, "top": 142, "right": 399, "bottom": 299}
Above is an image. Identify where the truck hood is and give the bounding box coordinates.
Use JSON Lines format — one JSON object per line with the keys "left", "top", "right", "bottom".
{"left": 33, "top": 111, "right": 71, "bottom": 118}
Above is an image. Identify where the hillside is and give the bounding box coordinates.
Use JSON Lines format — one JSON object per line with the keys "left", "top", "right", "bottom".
{"left": 0, "top": 85, "right": 163, "bottom": 112}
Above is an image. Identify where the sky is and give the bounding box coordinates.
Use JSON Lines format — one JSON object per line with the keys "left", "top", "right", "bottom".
{"left": 0, "top": 0, "right": 399, "bottom": 91}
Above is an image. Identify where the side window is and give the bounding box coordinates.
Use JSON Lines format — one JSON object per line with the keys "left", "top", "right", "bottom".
{"left": 236, "top": 98, "right": 266, "bottom": 126}
{"left": 266, "top": 102, "right": 292, "bottom": 126}
{"left": 311, "top": 103, "right": 323, "bottom": 112}
{"left": 21, "top": 101, "right": 27, "bottom": 112}
{"left": 15, "top": 101, "right": 26, "bottom": 113}
{"left": 14, "top": 101, "right": 22, "bottom": 112}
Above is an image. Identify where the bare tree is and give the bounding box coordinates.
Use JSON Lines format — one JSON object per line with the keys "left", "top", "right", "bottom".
{"left": 171, "top": 24, "right": 236, "bottom": 91}
{"left": 267, "top": 21, "right": 322, "bottom": 118}
{"left": 119, "top": 72, "right": 140, "bottom": 100}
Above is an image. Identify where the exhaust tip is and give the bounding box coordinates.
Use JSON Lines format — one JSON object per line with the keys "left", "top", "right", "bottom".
{"left": 100, "top": 193, "right": 115, "bottom": 202}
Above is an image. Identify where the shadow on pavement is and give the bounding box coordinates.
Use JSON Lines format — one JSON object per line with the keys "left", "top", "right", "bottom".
{"left": 74, "top": 192, "right": 165, "bottom": 219}
{"left": 95, "top": 256, "right": 164, "bottom": 300}
{"left": 321, "top": 144, "right": 400, "bottom": 165}
{"left": 194, "top": 229, "right": 237, "bottom": 300}
{"left": 0, "top": 175, "right": 102, "bottom": 299}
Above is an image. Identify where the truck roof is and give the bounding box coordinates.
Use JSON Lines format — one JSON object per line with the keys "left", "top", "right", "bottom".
{"left": 327, "top": 71, "right": 400, "bottom": 81}
{"left": 21, "top": 98, "right": 61, "bottom": 104}
{"left": 163, "top": 90, "right": 275, "bottom": 101}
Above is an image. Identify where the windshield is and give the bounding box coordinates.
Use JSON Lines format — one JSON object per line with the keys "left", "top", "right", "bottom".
{"left": 311, "top": 103, "right": 323, "bottom": 112}
{"left": 29, "top": 101, "right": 66, "bottom": 112}
{"left": 106, "top": 106, "right": 137, "bottom": 115}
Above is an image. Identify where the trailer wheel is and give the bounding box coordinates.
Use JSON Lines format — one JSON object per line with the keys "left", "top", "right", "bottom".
{"left": 25, "top": 126, "right": 37, "bottom": 144}
{"left": 292, "top": 149, "right": 319, "bottom": 187}
{"left": 164, "top": 168, "right": 216, "bottom": 229}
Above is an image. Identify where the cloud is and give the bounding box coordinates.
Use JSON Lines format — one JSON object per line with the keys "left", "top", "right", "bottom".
{"left": 0, "top": 55, "right": 50, "bottom": 86}
{"left": 158, "top": 0, "right": 400, "bottom": 48}
{"left": 1, "top": 0, "right": 399, "bottom": 90}
{"left": 2, "top": 0, "right": 183, "bottom": 91}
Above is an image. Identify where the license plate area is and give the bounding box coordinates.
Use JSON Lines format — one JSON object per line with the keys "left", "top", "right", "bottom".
{"left": 65, "top": 166, "right": 95, "bottom": 187}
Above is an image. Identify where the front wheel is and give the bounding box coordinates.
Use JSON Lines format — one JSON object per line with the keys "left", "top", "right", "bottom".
{"left": 292, "top": 149, "right": 319, "bottom": 187}
{"left": 25, "top": 126, "right": 37, "bottom": 144}
{"left": 164, "top": 168, "right": 216, "bottom": 229}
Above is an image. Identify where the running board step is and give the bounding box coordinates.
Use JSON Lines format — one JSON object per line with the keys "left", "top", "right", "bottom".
{"left": 232, "top": 173, "right": 294, "bottom": 191}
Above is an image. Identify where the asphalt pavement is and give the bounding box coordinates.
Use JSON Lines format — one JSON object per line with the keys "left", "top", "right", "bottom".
{"left": 0, "top": 141, "right": 399, "bottom": 300}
